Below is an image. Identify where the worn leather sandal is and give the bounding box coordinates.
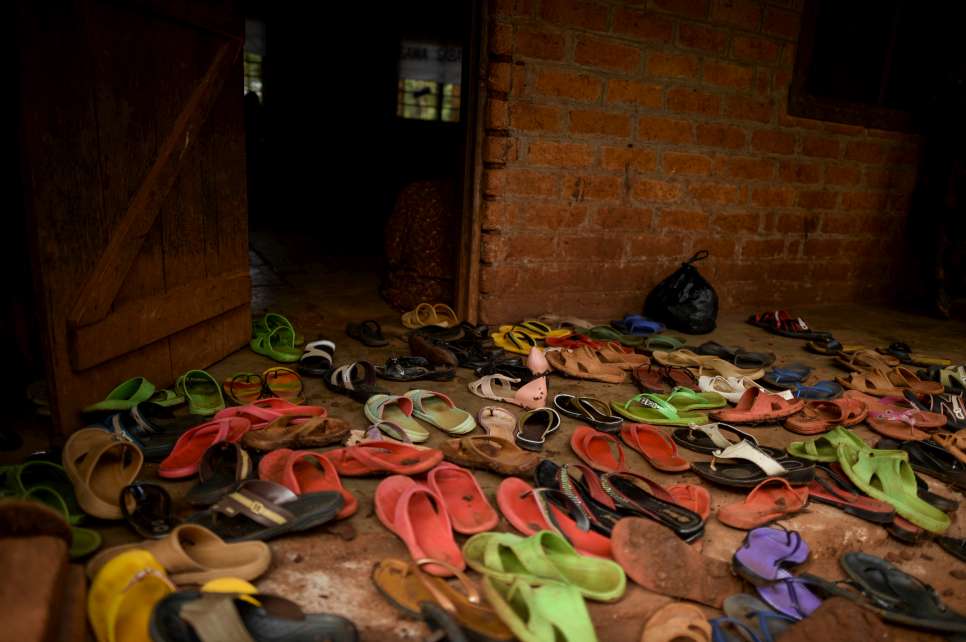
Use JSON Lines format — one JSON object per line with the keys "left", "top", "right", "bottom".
{"left": 643, "top": 602, "right": 712, "bottom": 642}
{"left": 784, "top": 398, "right": 867, "bottom": 435}
{"left": 546, "top": 346, "right": 627, "bottom": 384}
{"left": 185, "top": 443, "right": 253, "bottom": 507}
{"left": 633, "top": 364, "right": 699, "bottom": 394}
{"left": 440, "top": 436, "right": 540, "bottom": 476}
{"left": 322, "top": 442, "right": 443, "bottom": 476}
{"left": 652, "top": 349, "right": 764, "bottom": 380}
{"left": 242, "top": 414, "right": 351, "bottom": 451}
{"left": 63, "top": 428, "right": 144, "bottom": 520}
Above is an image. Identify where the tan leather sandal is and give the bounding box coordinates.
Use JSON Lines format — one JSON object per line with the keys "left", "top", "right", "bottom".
{"left": 546, "top": 346, "right": 627, "bottom": 384}
{"left": 439, "top": 436, "right": 540, "bottom": 476}
{"left": 63, "top": 428, "right": 143, "bottom": 520}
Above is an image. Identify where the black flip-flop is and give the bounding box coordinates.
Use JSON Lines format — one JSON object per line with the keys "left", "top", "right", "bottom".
{"left": 552, "top": 393, "right": 622, "bottom": 433}
{"left": 691, "top": 453, "right": 814, "bottom": 488}
{"left": 120, "top": 482, "right": 179, "bottom": 539}
{"left": 534, "top": 460, "right": 622, "bottom": 537}
{"left": 875, "top": 438, "right": 966, "bottom": 492}
{"left": 375, "top": 356, "right": 455, "bottom": 382}
{"left": 600, "top": 472, "right": 704, "bottom": 542}
{"left": 185, "top": 443, "right": 253, "bottom": 507}
{"left": 420, "top": 602, "right": 469, "bottom": 642}
{"left": 322, "top": 362, "right": 388, "bottom": 403}
{"left": 937, "top": 535, "right": 966, "bottom": 563}
{"left": 345, "top": 320, "right": 388, "bottom": 347}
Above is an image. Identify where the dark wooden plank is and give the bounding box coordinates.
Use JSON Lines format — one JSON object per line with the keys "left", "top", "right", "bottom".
{"left": 169, "top": 305, "right": 250, "bottom": 378}
{"left": 68, "top": 38, "right": 241, "bottom": 326}
{"left": 70, "top": 272, "right": 250, "bottom": 370}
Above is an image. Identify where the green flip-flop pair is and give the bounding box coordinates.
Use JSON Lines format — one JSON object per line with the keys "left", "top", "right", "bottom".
{"left": 176, "top": 370, "right": 225, "bottom": 416}
{"left": 252, "top": 312, "right": 304, "bottom": 346}
{"left": 611, "top": 393, "right": 709, "bottom": 426}
{"left": 82, "top": 377, "right": 184, "bottom": 414}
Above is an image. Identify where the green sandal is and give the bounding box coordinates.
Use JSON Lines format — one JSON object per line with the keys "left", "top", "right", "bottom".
{"left": 663, "top": 387, "right": 727, "bottom": 411}
{"left": 483, "top": 576, "right": 597, "bottom": 642}
{"left": 786, "top": 426, "right": 870, "bottom": 461}
{"left": 252, "top": 312, "right": 304, "bottom": 346}
{"left": 837, "top": 445, "right": 950, "bottom": 534}
{"left": 577, "top": 325, "right": 644, "bottom": 347}
{"left": 82, "top": 377, "right": 156, "bottom": 413}
{"left": 250, "top": 326, "right": 301, "bottom": 363}
{"left": 611, "top": 394, "right": 708, "bottom": 426}
{"left": 463, "top": 531, "right": 626, "bottom": 602}
{"left": 645, "top": 335, "right": 685, "bottom": 351}
{"left": 176, "top": 370, "right": 225, "bottom": 416}
{"left": 148, "top": 389, "right": 185, "bottom": 408}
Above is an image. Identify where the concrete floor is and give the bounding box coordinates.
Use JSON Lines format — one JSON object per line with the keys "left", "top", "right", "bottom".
{"left": 8, "top": 235, "right": 966, "bottom": 641}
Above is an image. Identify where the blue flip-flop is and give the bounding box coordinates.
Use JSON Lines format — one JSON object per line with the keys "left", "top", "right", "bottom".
{"left": 610, "top": 314, "right": 665, "bottom": 336}
{"left": 792, "top": 380, "right": 843, "bottom": 400}
{"left": 762, "top": 364, "right": 812, "bottom": 389}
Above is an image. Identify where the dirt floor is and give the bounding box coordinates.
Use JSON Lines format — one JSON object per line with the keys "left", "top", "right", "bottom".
{"left": 7, "top": 238, "right": 966, "bottom": 641}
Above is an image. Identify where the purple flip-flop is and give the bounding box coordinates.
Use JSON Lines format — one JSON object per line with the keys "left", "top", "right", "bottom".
{"left": 732, "top": 527, "right": 822, "bottom": 620}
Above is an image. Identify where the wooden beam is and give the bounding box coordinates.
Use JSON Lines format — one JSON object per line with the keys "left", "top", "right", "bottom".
{"left": 69, "top": 272, "right": 250, "bottom": 370}
{"left": 68, "top": 39, "right": 240, "bottom": 326}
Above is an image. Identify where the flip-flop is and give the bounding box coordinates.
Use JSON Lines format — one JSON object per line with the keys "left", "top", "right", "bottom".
{"left": 711, "top": 388, "right": 804, "bottom": 424}
{"left": 691, "top": 440, "right": 814, "bottom": 488}
{"left": 569, "top": 426, "right": 626, "bottom": 473}
{"left": 611, "top": 518, "right": 741, "bottom": 607}
{"left": 577, "top": 325, "right": 644, "bottom": 347}
{"left": 322, "top": 441, "right": 443, "bottom": 476}
{"left": 185, "top": 443, "right": 253, "bottom": 507}
{"left": 249, "top": 324, "right": 301, "bottom": 363}
{"left": 405, "top": 390, "right": 476, "bottom": 436}
{"left": 611, "top": 394, "right": 708, "bottom": 426}
{"left": 82, "top": 377, "right": 156, "bottom": 414}
{"left": 63, "top": 428, "right": 144, "bottom": 520}
{"left": 88, "top": 550, "right": 174, "bottom": 642}
{"left": 258, "top": 449, "right": 357, "bottom": 519}
{"left": 806, "top": 464, "right": 895, "bottom": 524}
{"left": 176, "top": 370, "right": 225, "bottom": 416}
{"left": 874, "top": 438, "right": 966, "bottom": 491}
{"left": 215, "top": 397, "right": 325, "bottom": 428}
{"left": 902, "top": 389, "right": 965, "bottom": 430}
{"left": 260, "top": 367, "right": 303, "bottom": 403}
{"left": 790, "top": 380, "right": 843, "bottom": 400}
{"left": 534, "top": 460, "right": 623, "bottom": 534}
{"left": 552, "top": 393, "right": 622, "bottom": 433}
{"left": 661, "top": 386, "right": 728, "bottom": 411}
{"left": 364, "top": 394, "right": 430, "bottom": 443}
{"left": 619, "top": 423, "right": 689, "bottom": 472}
{"left": 476, "top": 406, "right": 516, "bottom": 441}
{"left": 670, "top": 422, "right": 780, "bottom": 457}
{"left": 721, "top": 594, "right": 795, "bottom": 642}
{"left": 599, "top": 472, "right": 704, "bottom": 541}
{"left": 426, "top": 463, "right": 499, "bottom": 535}
{"left": 186, "top": 479, "right": 343, "bottom": 542}
{"left": 610, "top": 314, "right": 665, "bottom": 336}
{"left": 121, "top": 483, "right": 178, "bottom": 539}
{"left": 731, "top": 527, "right": 821, "bottom": 620}
{"left": 375, "top": 475, "right": 463, "bottom": 576}
{"left": 717, "top": 478, "right": 809, "bottom": 529}
{"left": 483, "top": 575, "right": 597, "bottom": 642}
{"left": 635, "top": 364, "right": 700, "bottom": 393}
{"left": 346, "top": 319, "right": 389, "bottom": 346}
{"left": 492, "top": 328, "right": 537, "bottom": 355}
{"left": 158, "top": 418, "right": 251, "bottom": 479}
{"left": 371, "top": 558, "right": 513, "bottom": 641}
{"left": 440, "top": 436, "right": 540, "bottom": 476}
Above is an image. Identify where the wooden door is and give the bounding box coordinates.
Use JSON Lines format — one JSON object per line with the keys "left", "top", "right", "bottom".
{"left": 17, "top": 0, "right": 251, "bottom": 435}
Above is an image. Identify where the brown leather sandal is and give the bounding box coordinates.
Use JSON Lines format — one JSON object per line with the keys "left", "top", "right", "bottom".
{"left": 241, "top": 414, "right": 351, "bottom": 451}
{"left": 546, "top": 346, "right": 626, "bottom": 384}
{"left": 439, "top": 436, "right": 540, "bottom": 476}
{"left": 784, "top": 399, "right": 868, "bottom": 435}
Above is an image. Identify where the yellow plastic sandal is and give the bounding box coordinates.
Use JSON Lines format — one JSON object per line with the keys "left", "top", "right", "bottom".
{"left": 402, "top": 302, "right": 459, "bottom": 329}
{"left": 88, "top": 550, "right": 175, "bottom": 642}
{"left": 493, "top": 329, "right": 536, "bottom": 355}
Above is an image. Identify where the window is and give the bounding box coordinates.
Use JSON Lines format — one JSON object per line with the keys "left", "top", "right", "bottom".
{"left": 397, "top": 41, "right": 462, "bottom": 122}
{"left": 244, "top": 52, "right": 263, "bottom": 100}
{"left": 244, "top": 19, "right": 266, "bottom": 101}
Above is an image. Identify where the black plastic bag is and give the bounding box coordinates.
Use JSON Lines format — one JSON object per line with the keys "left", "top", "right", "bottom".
{"left": 643, "top": 250, "right": 718, "bottom": 334}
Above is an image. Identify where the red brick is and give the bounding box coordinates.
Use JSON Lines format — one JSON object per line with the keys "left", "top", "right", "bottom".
{"left": 742, "top": 238, "right": 785, "bottom": 258}
{"left": 613, "top": 8, "right": 674, "bottom": 42}
{"left": 485, "top": 169, "right": 558, "bottom": 197}
{"left": 659, "top": 208, "right": 711, "bottom": 231}
{"left": 633, "top": 178, "right": 683, "bottom": 203}
{"left": 801, "top": 134, "right": 841, "bottom": 159}
{"left": 885, "top": 145, "right": 920, "bottom": 165}
{"left": 540, "top": 0, "right": 609, "bottom": 30}
{"left": 733, "top": 35, "right": 781, "bottom": 64}
{"left": 563, "top": 175, "right": 624, "bottom": 201}
{"left": 519, "top": 203, "right": 589, "bottom": 229}
{"left": 779, "top": 160, "right": 822, "bottom": 183}
{"left": 575, "top": 36, "right": 641, "bottom": 73}
{"left": 488, "top": 62, "right": 512, "bottom": 93}
{"left": 824, "top": 164, "right": 861, "bottom": 187}
{"left": 677, "top": 22, "right": 729, "bottom": 54}
{"left": 712, "top": 0, "right": 762, "bottom": 29}
{"left": 491, "top": 22, "right": 513, "bottom": 56}
{"left": 703, "top": 60, "right": 754, "bottom": 90}
{"left": 638, "top": 116, "right": 693, "bottom": 144}
{"left": 696, "top": 123, "right": 746, "bottom": 149}
{"left": 646, "top": 52, "right": 700, "bottom": 79}
{"left": 751, "top": 186, "right": 795, "bottom": 207}
{"left": 689, "top": 182, "right": 744, "bottom": 204}
{"left": 692, "top": 237, "right": 737, "bottom": 259}
{"left": 480, "top": 233, "right": 507, "bottom": 263}
{"left": 844, "top": 141, "right": 886, "bottom": 163}
{"left": 515, "top": 28, "right": 566, "bottom": 60}
{"left": 593, "top": 207, "right": 653, "bottom": 229}
{"left": 569, "top": 109, "right": 631, "bottom": 137}
{"left": 664, "top": 152, "right": 713, "bottom": 176}
{"left": 865, "top": 167, "right": 918, "bottom": 192}
{"left": 772, "top": 211, "right": 820, "bottom": 234}
{"left": 781, "top": 42, "right": 796, "bottom": 68}
{"left": 797, "top": 190, "right": 837, "bottom": 209}
{"left": 763, "top": 7, "right": 800, "bottom": 40}
{"left": 712, "top": 211, "right": 761, "bottom": 233}
{"left": 667, "top": 87, "right": 721, "bottom": 116}
{"left": 627, "top": 234, "right": 687, "bottom": 257}
{"left": 751, "top": 130, "right": 795, "bottom": 154}
{"left": 483, "top": 135, "right": 518, "bottom": 163}
{"left": 509, "top": 103, "right": 563, "bottom": 132}
{"left": 601, "top": 147, "right": 658, "bottom": 172}
{"left": 755, "top": 69, "right": 773, "bottom": 95}
{"left": 508, "top": 232, "right": 558, "bottom": 260}
{"left": 606, "top": 80, "right": 663, "bottom": 108}
{"left": 803, "top": 238, "right": 846, "bottom": 258}
{"left": 532, "top": 68, "right": 603, "bottom": 102}
{"left": 723, "top": 95, "right": 774, "bottom": 123}
{"left": 840, "top": 191, "right": 887, "bottom": 211}
{"left": 715, "top": 156, "right": 776, "bottom": 180}
{"left": 650, "top": 0, "right": 710, "bottom": 20}
{"left": 773, "top": 69, "right": 793, "bottom": 91}
{"left": 528, "top": 140, "right": 595, "bottom": 167}
{"left": 558, "top": 235, "right": 624, "bottom": 261}
{"left": 492, "top": 0, "right": 536, "bottom": 17}
{"left": 486, "top": 99, "right": 509, "bottom": 129}
{"left": 511, "top": 64, "right": 527, "bottom": 95}
{"left": 822, "top": 213, "right": 876, "bottom": 235}
{"left": 481, "top": 201, "right": 513, "bottom": 229}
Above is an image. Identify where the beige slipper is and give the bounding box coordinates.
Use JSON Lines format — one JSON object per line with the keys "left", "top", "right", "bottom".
{"left": 63, "top": 428, "right": 143, "bottom": 520}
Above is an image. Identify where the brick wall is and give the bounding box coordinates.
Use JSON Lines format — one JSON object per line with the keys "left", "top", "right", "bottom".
{"left": 477, "top": 0, "right": 920, "bottom": 323}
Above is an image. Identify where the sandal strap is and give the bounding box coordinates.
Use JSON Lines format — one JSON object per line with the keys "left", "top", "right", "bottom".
{"left": 210, "top": 480, "right": 296, "bottom": 527}
{"left": 711, "top": 440, "right": 787, "bottom": 476}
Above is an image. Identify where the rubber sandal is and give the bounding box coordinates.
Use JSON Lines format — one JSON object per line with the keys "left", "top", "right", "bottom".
{"left": 612, "top": 518, "right": 741, "bottom": 607}
{"left": 595, "top": 343, "right": 650, "bottom": 370}
{"left": 514, "top": 408, "right": 561, "bottom": 452}
{"left": 258, "top": 449, "right": 357, "bottom": 519}
{"left": 551, "top": 393, "right": 621, "bottom": 433}
{"left": 610, "top": 314, "right": 665, "bottom": 336}
{"left": 937, "top": 535, "right": 966, "bottom": 563}
{"left": 260, "top": 366, "right": 303, "bottom": 403}
{"left": 747, "top": 310, "right": 832, "bottom": 341}
{"left": 611, "top": 393, "right": 708, "bottom": 426}
{"left": 83, "top": 377, "right": 156, "bottom": 414}
{"left": 642, "top": 602, "right": 712, "bottom": 642}
{"left": 619, "top": 423, "right": 689, "bottom": 472}
{"left": 712, "top": 388, "right": 804, "bottom": 424}
{"left": 874, "top": 438, "right": 966, "bottom": 491}
{"left": 697, "top": 341, "right": 775, "bottom": 369}
{"left": 634, "top": 364, "right": 699, "bottom": 394}
{"left": 721, "top": 594, "right": 795, "bottom": 642}
{"left": 297, "top": 339, "right": 335, "bottom": 376}
{"left": 805, "top": 465, "right": 895, "bottom": 524}
{"left": 784, "top": 398, "right": 867, "bottom": 435}
{"left": 878, "top": 343, "right": 953, "bottom": 368}
{"left": 241, "top": 414, "right": 350, "bottom": 451}
{"left": 844, "top": 389, "right": 947, "bottom": 432}
{"left": 496, "top": 477, "right": 611, "bottom": 557}
{"left": 662, "top": 386, "right": 728, "bottom": 411}
{"left": 934, "top": 429, "right": 966, "bottom": 465}
{"left": 671, "top": 422, "right": 768, "bottom": 455}
{"left": 63, "top": 428, "right": 144, "bottom": 519}
{"left": 344, "top": 319, "right": 389, "bottom": 347}
{"left": 185, "top": 443, "right": 253, "bottom": 507}
{"left": 546, "top": 346, "right": 627, "bottom": 384}
{"left": 427, "top": 463, "right": 499, "bottom": 535}
{"left": 215, "top": 397, "right": 325, "bottom": 429}
{"left": 569, "top": 426, "right": 625, "bottom": 473}
{"left": 652, "top": 349, "right": 764, "bottom": 380}
{"left": 121, "top": 483, "right": 178, "bottom": 539}
{"left": 483, "top": 575, "right": 597, "bottom": 642}
{"left": 186, "top": 479, "right": 343, "bottom": 542}
{"left": 600, "top": 472, "right": 704, "bottom": 541}
{"left": 491, "top": 328, "right": 537, "bottom": 355}
{"left": 405, "top": 390, "right": 476, "bottom": 436}
{"left": 222, "top": 372, "right": 264, "bottom": 405}
{"left": 402, "top": 303, "right": 458, "bottom": 329}
{"left": 463, "top": 530, "right": 626, "bottom": 602}
{"left": 249, "top": 325, "right": 301, "bottom": 363}
{"left": 643, "top": 335, "right": 686, "bottom": 352}
{"left": 251, "top": 312, "right": 303, "bottom": 345}
{"left": 323, "top": 441, "right": 443, "bottom": 476}
{"left": 476, "top": 406, "right": 516, "bottom": 442}
{"left": 717, "top": 478, "right": 809, "bottom": 529}
{"left": 731, "top": 527, "right": 820, "bottom": 620}
{"left": 376, "top": 356, "right": 455, "bottom": 382}
{"left": 441, "top": 436, "right": 540, "bottom": 476}
{"left": 867, "top": 408, "right": 934, "bottom": 440}
{"left": 692, "top": 441, "right": 815, "bottom": 488}
{"left": 158, "top": 418, "right": 251, "bottom": 479}
{"left": 698, "top": 375, "right": 790, "bottom": 404}
{"left": 468, "top": 374, "right": 548, "bottom": 410}
{"left": 785, "top": 426, "right": 870, "bottom": 461}
{"left": 175, "top": 370, "right": 225, "bottom": 416}
{"left": 364, "top": 394, "right": 430, "bottom": 443}
{"left": 527, "top": 346, "right": 552, "bottom": 376}
{"left": 88, "top": 550, "right": 175, "bottom": 642}
{"left": 577, "top": 324, "right": 644, "bottom": 347}
{"left": 371, "top": 558, "right": 513, "bottom": 641}
{"left": 805, "top": 338, "right": 865, "bottom": 355}
{"left": 150, "top": 589, "right": 358, "bottom": 642}
{"left": 324, "top": 361, "right": 388, "bottom": 402}
{"left": 545, "top": 332, "right": 604, "bottom": 350}
{"left": 761, "top": 364, "right": 811, "bottom": 389}
{"left": 375, "top": 475, "right": 463, "bottom": 576}
{"left": 903, "top": 389, "right": 965, "bottom": 430}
